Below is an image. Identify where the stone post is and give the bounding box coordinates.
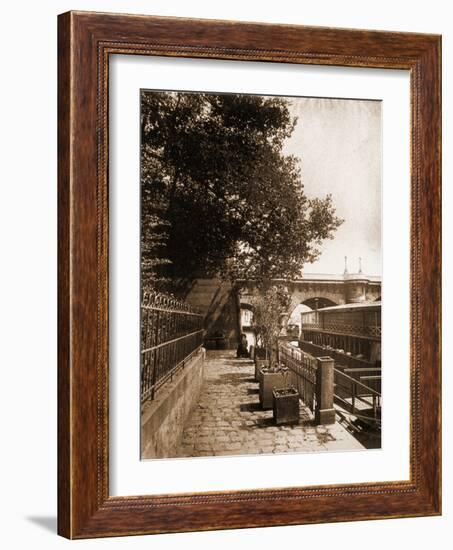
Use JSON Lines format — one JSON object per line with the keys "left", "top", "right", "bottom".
{"left": 249, "top": 345, "right": 255, "bottom": 360}
{"left": 315, "top": 356, "right": 336, "bottom": 425}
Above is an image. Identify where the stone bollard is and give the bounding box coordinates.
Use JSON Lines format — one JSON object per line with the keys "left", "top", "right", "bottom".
{"left": 249, "top": 345, "right": 255, "bottom": 360}
{"left": 315, "top": 356, "right": 336, "bottom": 425}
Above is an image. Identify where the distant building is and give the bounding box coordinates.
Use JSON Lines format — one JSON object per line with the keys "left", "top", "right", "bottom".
{"left": 300, "top": 301, "right": 381, "bottom": 363}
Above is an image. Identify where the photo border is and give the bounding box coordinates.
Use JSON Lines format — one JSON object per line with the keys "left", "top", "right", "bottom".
{"left": 58, "top": 11, "right": 441, "bottom": 538}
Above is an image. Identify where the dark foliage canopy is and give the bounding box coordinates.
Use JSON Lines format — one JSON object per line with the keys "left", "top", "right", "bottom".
{"left": 141, "top": 91, "right": 342, "bottom": 293}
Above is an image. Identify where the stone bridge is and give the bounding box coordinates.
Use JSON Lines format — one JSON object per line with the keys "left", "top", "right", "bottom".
{"left": 185, "top": 272, "right": 381, "bottom": 348}
{"left": 239, "top": 272, "right": 381, "bottom": 315}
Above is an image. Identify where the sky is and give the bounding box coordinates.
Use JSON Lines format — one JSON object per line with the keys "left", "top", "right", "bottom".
{"left": 282, "top": 96, "right": 382, "bottom": 276}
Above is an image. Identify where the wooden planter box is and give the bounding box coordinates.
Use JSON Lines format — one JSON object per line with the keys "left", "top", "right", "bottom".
{"left": 273, "top": 387, "right": 300, "bottom": 425}
{"left": 254, "top": 359, "right": 269, "bottom": 382}
{"left": 259, "top": 368, "right": 285, "bottom": 409}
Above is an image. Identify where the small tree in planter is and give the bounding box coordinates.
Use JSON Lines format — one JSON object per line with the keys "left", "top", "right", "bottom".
{"left": 251, "top": 286, "right": 292, "bottom": 407}
{"left": 253, "top": 337, "right": 268, "bottom": 382}
{"left": 273, "top": 367, "right": 300, "bottom": 425}
{"left": 252, "top": 285, "right": 291, "bottom": 365}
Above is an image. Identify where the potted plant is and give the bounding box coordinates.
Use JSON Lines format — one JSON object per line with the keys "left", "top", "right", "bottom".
{"left": 259, "top": 364, "right": 287, "bottom": 409}
{"left": 250, "top": 285, "right": 292, "bottom": 406}
{"left": 273, "top": 367, "right": 300, "bottom": 424}
{"left": 273, "top": 387, "right": 300, "bottom": 425}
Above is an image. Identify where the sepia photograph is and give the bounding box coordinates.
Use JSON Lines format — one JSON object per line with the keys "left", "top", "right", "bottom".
{"left": 139, "top": 89, "right": 382, "bottom": 460}
{"left": 51, "top": 7, "right": 441, "bottom": 540}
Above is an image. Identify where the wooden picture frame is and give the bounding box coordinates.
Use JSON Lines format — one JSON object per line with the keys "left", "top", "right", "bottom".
{"left": 58, "top": 11, "right": 441, "bottom": 539}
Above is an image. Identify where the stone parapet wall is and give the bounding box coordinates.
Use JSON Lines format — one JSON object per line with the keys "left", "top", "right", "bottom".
{"left": 141, "top": 348, "right": 205, "bottom": 458}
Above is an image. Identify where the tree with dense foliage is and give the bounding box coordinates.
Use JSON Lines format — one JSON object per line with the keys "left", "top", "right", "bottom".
{"left": 141, "top": 91, "right": 342, "bottom": 294}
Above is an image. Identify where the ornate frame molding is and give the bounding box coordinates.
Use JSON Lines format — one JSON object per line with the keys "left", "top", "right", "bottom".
{"left": 58, "top": 11, "right": 441, "bottom": 538}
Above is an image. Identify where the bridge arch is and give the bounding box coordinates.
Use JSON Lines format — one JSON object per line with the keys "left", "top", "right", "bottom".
{"left": 288, "top": 297, "right": 338, "bottom": 328}
{"left": 300, "top": 296, "right": 337, "bottom": 310}
{"left": 238, "top": 275, "right": 381, "bottom": 333}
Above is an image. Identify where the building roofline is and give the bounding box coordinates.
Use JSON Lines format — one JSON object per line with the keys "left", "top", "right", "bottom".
{"left": 304, "top": 301, "right": 381, "bottom": 313}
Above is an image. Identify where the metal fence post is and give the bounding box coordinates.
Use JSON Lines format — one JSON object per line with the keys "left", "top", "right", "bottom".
{"left": 315, "top": 356, "right": 336, "bottom": 425}
{"left": 150, "top": 310, "right": 160, "bottom": 400}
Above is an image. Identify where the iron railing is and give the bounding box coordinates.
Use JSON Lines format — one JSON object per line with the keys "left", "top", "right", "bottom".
{"left": 302, "top": 322, "right": 381, "bottom": 338}
{"left": 141, "top": 292, "right": 204, "bottom": 402}
{"left": 301, "top": 307, "right": 381, "bottom": 339}
{"left": 281, "top": 343, "right": 381, "bottom": 429}
{"left": 278, "top": 344, "right": 317, "bottom": 413}
{"left": 299, "top": 340, "right": 376, "bottom": 370}
{"left": 334, "top": 368, "right": 381, "bottom": 428}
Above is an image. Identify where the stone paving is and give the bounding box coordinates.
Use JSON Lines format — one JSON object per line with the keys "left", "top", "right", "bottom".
{"left": 175, "top": 350, "right": 364, "bottom": 457}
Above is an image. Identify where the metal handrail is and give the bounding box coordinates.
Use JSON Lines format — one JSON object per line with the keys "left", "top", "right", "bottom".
{"left": 334, "top": 368, "right": 381, "bottom": 397}
{"left": 141, "top": 304, "right": 203, "bottom": 315}
{"left": 141, "top": 329, "right": 204, "bottom": 354}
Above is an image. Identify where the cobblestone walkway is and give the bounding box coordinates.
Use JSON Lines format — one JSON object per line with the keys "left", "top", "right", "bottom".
{"left": 175, "top": 350, "right": 363, "bottom": 457}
